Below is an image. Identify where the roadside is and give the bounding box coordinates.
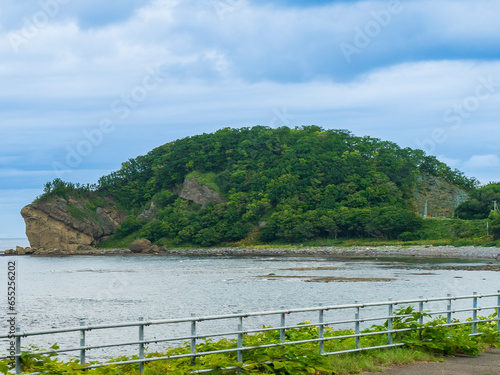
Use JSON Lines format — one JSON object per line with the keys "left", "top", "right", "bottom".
{"left": 363, "top": 349, "right": 500, "bottom": 375}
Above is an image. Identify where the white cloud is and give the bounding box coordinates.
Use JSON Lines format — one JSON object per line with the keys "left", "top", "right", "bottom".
{"left": 2, "top": 0, "right": 500, "bottom": 87}
{"left": 463, "top": 154, "right": 500, "bottom": 168}
{"left": 1, "top": 0, "right": 500, "bottom": 235}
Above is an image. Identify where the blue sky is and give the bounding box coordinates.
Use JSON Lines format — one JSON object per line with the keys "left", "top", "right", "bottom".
{"left": 1, "top": 0, "right": 500, "bottom": 239}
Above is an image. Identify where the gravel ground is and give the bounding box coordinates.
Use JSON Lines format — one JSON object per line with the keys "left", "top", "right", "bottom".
{"left": 50, "top": 245, "right": 500, "bottom": 259}
{"left": 161, "top": 245, "right": 500, "bottom": 259}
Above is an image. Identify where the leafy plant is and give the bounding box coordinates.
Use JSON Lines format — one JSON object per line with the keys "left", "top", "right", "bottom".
{"left": 2, "top": 309, "right": 498, "bottom": 375}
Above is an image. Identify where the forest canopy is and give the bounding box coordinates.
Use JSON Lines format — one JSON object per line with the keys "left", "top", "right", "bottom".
{"left": 39, "top": 126, "right": 478, "bottom": 246}
{"left": 455, "top": 182, "right": 500, "bottom": 220}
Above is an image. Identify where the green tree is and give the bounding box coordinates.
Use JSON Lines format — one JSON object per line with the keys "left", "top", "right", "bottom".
{"left": 488, "top": 210, "right": 500, "bottom": 240}
{"left": 456, "top": 183, "right": 500, "bottom": 219}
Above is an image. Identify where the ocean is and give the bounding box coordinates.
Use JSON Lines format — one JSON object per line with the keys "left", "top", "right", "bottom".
{"left": 0, "top": 254, "right": 498, "bottom": 362}
{"left": 0, "top": 238, "right": 30, "bottom": 252}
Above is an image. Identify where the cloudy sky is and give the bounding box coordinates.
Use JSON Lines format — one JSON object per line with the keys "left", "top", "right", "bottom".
{"left": 1, "top": 0, "right": 500, "bottom": 239}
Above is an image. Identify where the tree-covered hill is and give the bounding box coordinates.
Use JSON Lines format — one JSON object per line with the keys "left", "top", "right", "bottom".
{"left": 456, "top": 182, "right": 500, "bottom": 219}
{"left": 40, "top": 126, "right": 478, "bottom": 247}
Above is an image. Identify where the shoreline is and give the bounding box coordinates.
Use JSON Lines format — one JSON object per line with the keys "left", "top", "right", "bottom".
{"left": 5, "top": 245, "right": 500, "bottom": 260}
{"left": 135, "top": 245, "right": 500, "bottom": 259}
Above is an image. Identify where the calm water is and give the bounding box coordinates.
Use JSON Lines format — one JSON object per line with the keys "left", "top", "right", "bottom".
{"left": 0, "top": 255, "right": 498, "bottom": 360}
{"left": 0, "top": 238, "right": 30, "bottom": 252}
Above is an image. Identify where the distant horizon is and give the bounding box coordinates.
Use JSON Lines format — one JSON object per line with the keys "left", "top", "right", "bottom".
{"left": 0, "top": 237, "right": 30, "bottom": 252}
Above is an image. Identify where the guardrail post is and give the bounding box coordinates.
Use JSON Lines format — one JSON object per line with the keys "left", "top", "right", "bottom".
{"left": 79, "top": 321, "right": 86, "bottom": 365}
{"left": 497, "top": 290, "right": 500, "bottom": 332}
{"left": 15, "top": 327, "right": 21, "bottom": 375}
{"left": 318, "top": 305, "right": 324, "bottom": 354}
{"left": 418, "top": 296, "right": 424, "bottom": 341}
{"left": 387, "top": 298, "right": 393, "bottom": 345}
{"left": 237, "top": 311, "right": 244, "bottom": 371}
{"left": 280, "top": 307, "right": 286, "bottom": 343}
{"left": 138, "top": 317, "right": 144, "bottom": 374}
{"left": 446, "top": 294, "right": 452, "bottom": 325}
{"left": 418, "top": 296, "right": 424, "bottom": 326}
{"left": 472, "top": 292, "right": 478, "bottom": 334}
{"left": 190, "top": 313, "right": 196, "bottom": 368}
{"left": 354, "top": 301, "right": 360, "bottom": 350}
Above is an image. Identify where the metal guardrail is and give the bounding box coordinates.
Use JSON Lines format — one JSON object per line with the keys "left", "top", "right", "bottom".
{"left": 1, "top": 291, "right": 499, "bottom": 374}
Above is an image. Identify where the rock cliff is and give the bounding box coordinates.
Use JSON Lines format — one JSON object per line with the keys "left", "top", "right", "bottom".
{"left": 20, "top": 177, "right": 225, "bottom": 253}
{"left": 414, "top": 174, "right": 470, "bottom": 217}
{"left": 21, "top": 197, "right": 126, "bottom": 252}
{"left": 178, "top": 177, "right": 226, "bottom": 206}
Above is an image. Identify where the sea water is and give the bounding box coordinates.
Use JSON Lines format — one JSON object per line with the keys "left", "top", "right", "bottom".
{"left": 0, "top": 255, "right": 497, "bottom": 361}
{"left": 0, "top": 238, "right": 30, "bottom": 252}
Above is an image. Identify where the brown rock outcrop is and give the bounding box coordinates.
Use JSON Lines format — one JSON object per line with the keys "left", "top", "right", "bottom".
{"left": 15, "top": 246, "right": 32, "bottom": 255}
{"left": 129, "top": 239, "right": 152, "bottom": 253}
{"left": 148, "top": 245, "right": 160, "bottom": 254}
{"left": 178, "top": 177, "right": 225, "bottom": 206}
{"left": 21, "top": 197, "right": 126, "bottom": 252}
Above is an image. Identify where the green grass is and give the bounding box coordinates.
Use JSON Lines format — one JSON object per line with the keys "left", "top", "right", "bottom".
{"left": 85, "top": 197, "right": 108, "bottom": 214}
{"left": 186, "top": 170, "right": 220, "bottom": 192}
{"left": 96, "top": 233, "right": 139, "bottom": 250}
{"left": 67, "top": 202, "right": 90, "bottom": 222}
{"left": 324, "top": 348, "right": 440, "bottom": 374}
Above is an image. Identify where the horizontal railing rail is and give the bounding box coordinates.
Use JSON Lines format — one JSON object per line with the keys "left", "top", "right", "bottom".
{"left": 1, "top": 291, "right": 499, "bottom": 374}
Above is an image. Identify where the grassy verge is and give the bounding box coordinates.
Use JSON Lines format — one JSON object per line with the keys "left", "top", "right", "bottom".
{"left": 2, "top": 308, "right": 498, "bottom": 375}
{"left": 96, "top": 233, "right": 139, "bottom": 249}
{"left": 323, "top": 348, "right": 440, "bottom": 374}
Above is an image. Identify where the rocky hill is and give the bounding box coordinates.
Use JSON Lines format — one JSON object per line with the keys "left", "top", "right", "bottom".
{"left": 21, "top": 126, "right": 478, "bottom": 250}
{"left": 20, "top": 176, "right": 226, "bottom": 252}
{"left": 21, "top": 197, "right": 126, "bottom": 253}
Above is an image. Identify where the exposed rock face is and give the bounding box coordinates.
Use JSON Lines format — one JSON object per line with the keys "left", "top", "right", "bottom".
{"left": 414, "top": 174, "right": 470, "bottom": 217}
{"left": 179, "top": 177, "right": 225, "bottom": 206}
{"left": 138, "top": 202, "right": 158, "bottom": 221}
{"left": 2, "top": 247, "right": 34, "bottom": 255}
{"left": 129, "top": 239, "right": 165, "bottom": 254}
{"left": 21, "top": 197, "right": 126, "bottom": 252}
{"left": 130, "top": 239, "right": 152, "bottom": 253}
{"left": 15, "top": 246, "right": 33, "bottom": 255}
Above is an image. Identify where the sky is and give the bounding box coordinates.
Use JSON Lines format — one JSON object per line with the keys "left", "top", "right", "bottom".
{"left": 1, "top": 0, "right": 500, "bottom": 239}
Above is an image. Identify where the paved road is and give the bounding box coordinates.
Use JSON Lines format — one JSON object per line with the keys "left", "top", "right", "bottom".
{"left": 363, "top": 349, "right": 500, "bottom": 375}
